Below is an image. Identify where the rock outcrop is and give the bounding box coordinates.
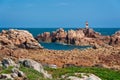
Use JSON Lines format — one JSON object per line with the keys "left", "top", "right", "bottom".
{"left": 36, "top": 28, "right": 111, "bottom": 46}
{"left": 0, "top": 58, "right": 25, "bottom": 80}
{"left": 0, "top": 58, "right": 52, "bottom": 79}
{"left": 109, "top": 31, "right": 120, "bottom": 46}
{"left": 19, "top": 59, "right": 52, "bottom": 79}
{"left": 0, "top": 29, "right": 43, "bottom": 49}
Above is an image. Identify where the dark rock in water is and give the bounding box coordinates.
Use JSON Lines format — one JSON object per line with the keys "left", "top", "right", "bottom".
{"left": 0, "top": 29, "right": 43, "bottom": 49}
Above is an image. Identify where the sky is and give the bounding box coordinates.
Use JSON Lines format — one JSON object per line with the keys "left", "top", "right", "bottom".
{"left": 0, "top": 0, "right": 120, "bottom": 28}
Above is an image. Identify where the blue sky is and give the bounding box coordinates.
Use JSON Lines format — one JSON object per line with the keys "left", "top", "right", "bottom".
{"left": 0, "top": 0, "right": 120, "bottom": 28}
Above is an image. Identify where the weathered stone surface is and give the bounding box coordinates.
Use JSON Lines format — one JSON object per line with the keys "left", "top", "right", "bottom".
{"left": 109, "top": 31, "right": 120, "bottom": 46}
{"left": 87, "top": 74, "right": 101, "bottom": 80}
{"left": 83, "top": 28, "right": 101, "bottom": 38}
{"left": 0, "top": 74, "right": 13, "bottom": 80}
{"left": 62, "top": 73, "right": 101, "bottom": 80}
{"left": 2, "top": 58, "right": 16, "bottom": 68}
{"left": 11, "top": 73, "right": 18, "bottom": 78}
{"left": 66, "top": 76, "right": 81, "bottom": 80}
{"left": 37, "top": 32, "right": 51, "bottom": 42}
{"left": 0, "top": 29, "right": 43, "bottom": 49}
{"left": 19, "top": 59, "right": 52, "bottom": 79}
{"left": 11, "top": 68, "right": 25, "bottom": 77}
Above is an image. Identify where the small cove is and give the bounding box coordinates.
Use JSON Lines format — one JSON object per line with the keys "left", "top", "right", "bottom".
{"left": 40, "top": 42, "right": 91, "bottom": 50}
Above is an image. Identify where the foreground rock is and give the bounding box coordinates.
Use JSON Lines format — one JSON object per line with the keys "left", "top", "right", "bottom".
{"left": 19, "top": 59, "right": 52, "bottom": 79}
{"left": 0, "top": 74, "right": 14, "bottom": 80}
{"left": 2, "top": 58, "right": 17, "bottom": 68}
{"left": 62, "top": 73, "right": 101, "bottom": 80}
{"left": 0, "top": 58, "right": 103, "bottom": 80}
{"left": 0, "top": 29, "right": 43, "bottom": 49}
{"left": 11, "top": 68, "right": 25, "bottom": 77}
{"left": 0, "top": 58, "right": 52, "bottom": 79}
{"left": 0, "top": 58, "right": 25, "bottom": 80}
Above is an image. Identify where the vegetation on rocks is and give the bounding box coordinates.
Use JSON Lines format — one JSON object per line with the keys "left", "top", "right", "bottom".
{"left": 19, "top": 65, "right": 45, "bottom": 80}
{"left": 1, "top": 66, "right": 120, "bottom": 80}
{"left": 45, "top": 67, "right": 120, "bottom": 80}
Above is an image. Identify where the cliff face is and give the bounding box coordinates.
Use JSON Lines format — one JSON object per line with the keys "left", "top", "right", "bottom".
{"left": 0, "top": 29, "right": 43, "bottom": 49}
{"left": 36, "top": 28, "right": 117, "bottom": 46}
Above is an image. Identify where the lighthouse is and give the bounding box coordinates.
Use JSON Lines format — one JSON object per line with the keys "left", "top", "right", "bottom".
{"left": 85, "top": 21, "right": 89, "bottom": 29}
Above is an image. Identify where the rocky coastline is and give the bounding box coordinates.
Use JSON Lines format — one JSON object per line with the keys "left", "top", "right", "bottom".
{"left": 0, "top": 29, "right": 120, "bottom": 80}
{"left": 36, "top": 28, "right": 120, "bottom": 47}
{"left": 0, "top": 29, "right": 120, "bottom": 69}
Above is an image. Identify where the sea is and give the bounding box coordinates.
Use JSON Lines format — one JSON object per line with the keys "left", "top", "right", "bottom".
{"left": 0, "top": 28, "right": 120, "bottom": 50}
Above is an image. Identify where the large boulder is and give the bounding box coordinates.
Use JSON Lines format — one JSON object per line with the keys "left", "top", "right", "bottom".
{"left": 19, "top": 59, "right": 52, "bottom": 79}
{"left": 0, "top": 29, "right": 43, "bottom": 49}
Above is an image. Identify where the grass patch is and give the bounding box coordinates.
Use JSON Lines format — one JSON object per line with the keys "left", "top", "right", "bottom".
{"left": 0, "top": 66, "right": 13, "bottom": 74}
{"left": 45, "top": 67, "right": 120, "bottom": 80}
{"left": 20, "top": 65, "right": 50, "bottom": 80}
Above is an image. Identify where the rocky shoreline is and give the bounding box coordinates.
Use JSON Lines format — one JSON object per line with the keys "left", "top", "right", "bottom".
{"left": 36, "top": 28, "right": 120, "bottom": 47}
{"left": 0, "top": 29, "right": 120, "bottom": 79}
{"left": 0, "top": 29, "right": 120, "bottom": 69}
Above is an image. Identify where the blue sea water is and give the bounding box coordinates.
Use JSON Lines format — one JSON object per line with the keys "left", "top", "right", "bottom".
{"left": 0, "top": 28, "right": 120, "bottom": 50}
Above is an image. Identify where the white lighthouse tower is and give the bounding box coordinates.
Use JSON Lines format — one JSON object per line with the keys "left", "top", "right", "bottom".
{"left": 85, "top": 21, "right": 89, "bottom": 29}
